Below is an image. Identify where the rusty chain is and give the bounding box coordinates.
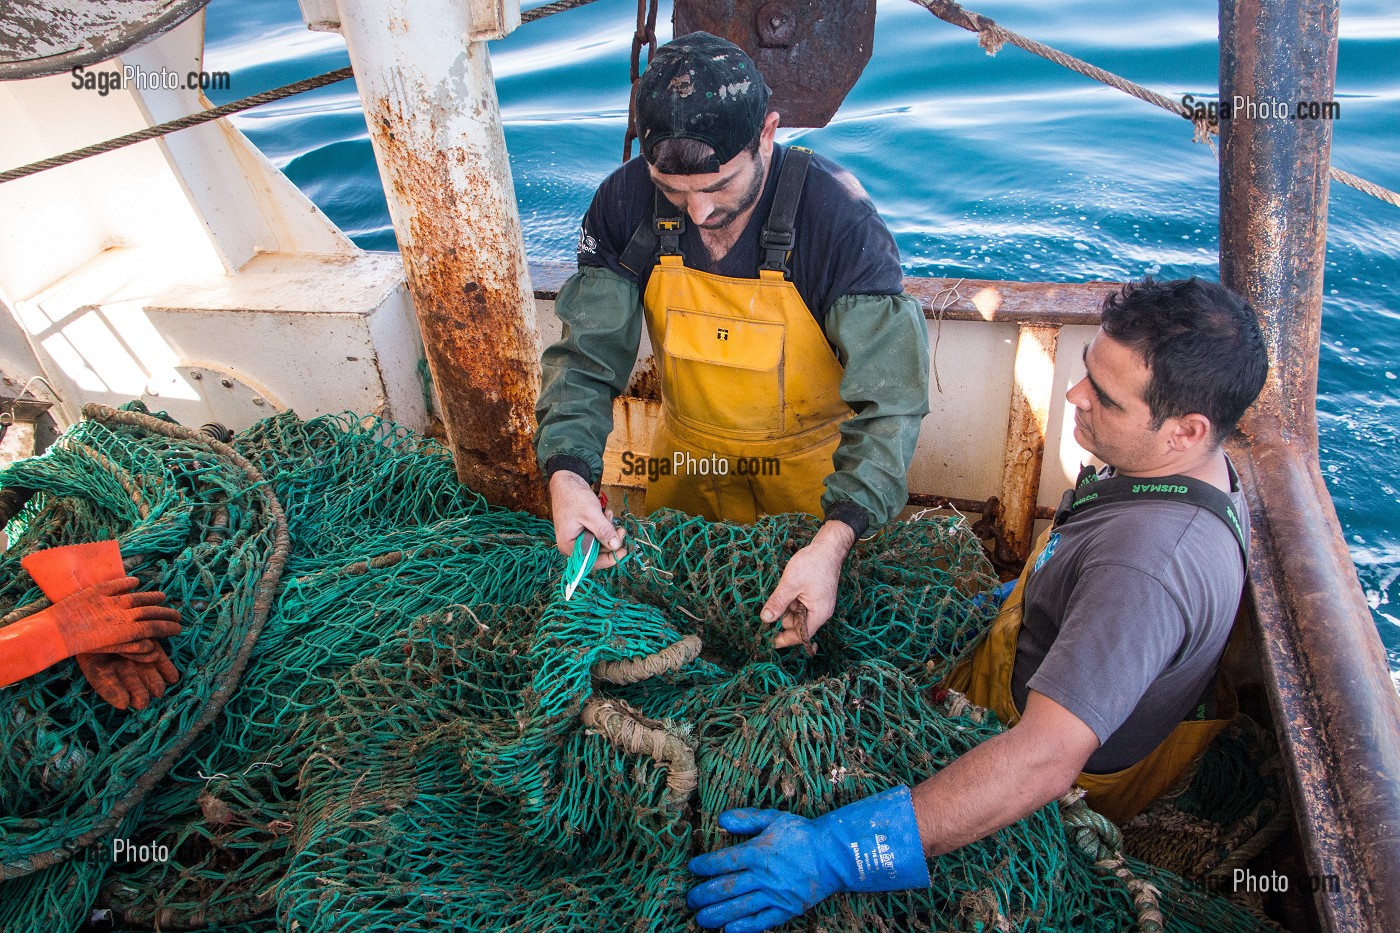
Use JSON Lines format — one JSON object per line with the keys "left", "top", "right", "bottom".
{"left": 622, "top": 0, "right": 660, "bottom": 163}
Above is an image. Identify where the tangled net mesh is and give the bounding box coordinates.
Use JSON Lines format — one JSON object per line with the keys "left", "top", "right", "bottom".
{"left": 0, "top": 404, "right": 1282, "bottom": 932}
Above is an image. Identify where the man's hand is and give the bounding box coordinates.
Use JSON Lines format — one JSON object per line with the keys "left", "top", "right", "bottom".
{"left": 762, "top": 520, "right": 855, "bottom": 650}
{"left": 548, "top": 471, "right": 627, "bottom": 569}
{"left": 687, "top": 786, "right": 930, "bottom": 933}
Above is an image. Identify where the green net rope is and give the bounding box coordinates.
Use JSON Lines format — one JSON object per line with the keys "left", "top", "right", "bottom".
{"left": 0, "top": 405, "right": 1283, "bottom": 932}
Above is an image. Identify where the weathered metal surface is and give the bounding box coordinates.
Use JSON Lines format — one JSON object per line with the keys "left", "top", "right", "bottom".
{"left": 532, "top": 263, "right": 1117, "bottom": 328}
{"left": 1220, "top": 0, "right": 1400, "bottom": 929}
{"left": 1221, "top": 0, "right": 1334, "bottom": 434}
{"left": 0, "top": 397, "right": 53, "bottom": 466}
{"left": 296, "top": 0, "right": 341, "bottom": 33}
{"left": 998, "top": 324, "right": 1058, "bottom": 564}
{"left": 600, "top": 396, "right": 660, "bottom": 516}
{"left": 338, "top": 0, "right": 545, "bottom": 514}
{"left": 1230, "top": 429, "right": 1400, "bottom": 931}
{"left": 141, "top": 252, "right": 425, "bottom": 433}
{"left": 626, "top": 356, "right": 662, "bottom": 401}
{"left": 0, "top": 0, "right": 210, "bottom": 80}
{"left": 467, "top": 0, "right": 521, "bottom": 41}
{"left": 601, "top": 396, "right": 660, "bottom": 489}
{"left": 673, "top": 0, "right": 876, "bottom": 127}
{"left": 904, "top": 277, "right": 1118, "bottom": 325}
{"left": 143, "top": 364, "right": 281, "bottom": 428}
{"left": 528, "top": 260, "right": 579, "bottom": 297}
{"left": 907, "top": 492, "right": 1054, "bottom": 523}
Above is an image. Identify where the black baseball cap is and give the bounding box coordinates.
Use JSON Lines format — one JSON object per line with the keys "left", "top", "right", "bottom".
{"left": 635, "top": 32, "right": 771, "bottom": 173}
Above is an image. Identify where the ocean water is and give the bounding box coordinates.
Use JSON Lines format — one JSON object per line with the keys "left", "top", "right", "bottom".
{"left": 201, "top": 0, "right": 1400, "bottom": 677}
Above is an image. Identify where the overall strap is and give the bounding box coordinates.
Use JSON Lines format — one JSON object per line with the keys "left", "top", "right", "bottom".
{"left": 759, "top": 146, "right": 812, "bottom": 276}
{"left": 1052, "top": 464, "right": 1249, "bottom": 566}
{"left": 618, "top": 189, "right": 687, "bottom": 275}
{"left": 1050, "top": 462, "right": 1246, "bottom": 723}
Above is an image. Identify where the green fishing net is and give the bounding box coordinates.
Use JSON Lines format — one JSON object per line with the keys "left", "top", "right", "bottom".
{"left": 0, "top": 403, "right": 1283, "bottom": 932}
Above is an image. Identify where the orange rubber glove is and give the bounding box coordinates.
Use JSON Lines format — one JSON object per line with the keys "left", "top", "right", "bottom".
{"left": 0, "top": 578, "right": 182, "bottom": 688}
{"left": 22, "top": 540, "right": 126, "bottom": 598}
{"left": 75, "top": 647, "right": 181, "bottom": 710}
{"left": 21, "top": 541, "right": 183, "bottom": 709}
{"left": 22, "top": 540, "right": 152, "bottom": 653}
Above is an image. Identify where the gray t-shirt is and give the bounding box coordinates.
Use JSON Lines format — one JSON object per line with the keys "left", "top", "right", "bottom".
{"left": 1011, "top": 464, "right": 1249, "bottom": 774}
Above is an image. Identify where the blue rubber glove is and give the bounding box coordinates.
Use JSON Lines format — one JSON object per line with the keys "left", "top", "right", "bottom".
{"left": 971, "top": 579, "right": 1018, "bottom": 612}
{"left": 687, "top": 785, "right": 931, "bottom": 932}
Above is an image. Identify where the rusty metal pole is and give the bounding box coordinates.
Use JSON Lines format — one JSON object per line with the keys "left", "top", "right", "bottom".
{"left": 1220, "top": 1, "right": 1400, "bottom": 928}
{"left": 334, "top": 0, "right": 546, "bottom": 514}
{"left": 1221, "top": 0, "right": 1334, "bottom": 430}
{"left": 997, "top": 323, "right": 1058, "bottom": 564}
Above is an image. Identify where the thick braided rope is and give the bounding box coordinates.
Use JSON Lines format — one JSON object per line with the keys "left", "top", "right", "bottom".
{"left": 1059, "top": 789, "right": 1166, "bottom": 933}
{"left": 593, "top": 635, "right": 703, "bottom": 685}
{"left": 581, "top": 698, "right": 698, "bottom": 802}
{"left": 915, "top": 0, "right": 1187, "bottom": 113}
{"left": 911, "top": 0, "right": 1400, "bottom": 209}
{"left": 1209, "top": 802, "right": 1295, "bottom": 879}
{"left": 1330, "top": 167, "right": 1400, "bottom": 208}
{"left": 520, "top": 0, "right": 603, "bottom": 22}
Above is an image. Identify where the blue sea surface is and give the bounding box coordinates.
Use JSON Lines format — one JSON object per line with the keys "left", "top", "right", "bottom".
{"left": 202, "top": 0, "right": 1400, "bottom": 678}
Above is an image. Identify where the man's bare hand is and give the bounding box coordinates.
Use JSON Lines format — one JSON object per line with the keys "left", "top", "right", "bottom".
{"left": 762, "top": 521, "right": 856, "bottom": 651}
{"left": 549, "top": 471, "right": 627, "bottom": 570}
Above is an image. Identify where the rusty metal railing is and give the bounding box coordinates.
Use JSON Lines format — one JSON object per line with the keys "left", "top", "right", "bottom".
{"left": 1219, "top": 0, "right": 1400, "bottom": 928}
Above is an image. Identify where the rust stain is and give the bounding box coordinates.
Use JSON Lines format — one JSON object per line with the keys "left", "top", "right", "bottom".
{"left": 369, "top": 96, "right": 546, "bottom": 515}
{"left": 1214, "top": 3, "right": 1396, "bottom": 926}
{"left": 614, "top": 396, "right": 659, "bottom": 445}
{"left": 626, "top": 356, "right": 662, "bottom": 401}
{"left": 674, "top": 0, "right": 875, "bottom": 127}
{"left": 1230, "top": 424, "right": 1399, "bottom": 929}
{"left": 998, "top": 324, "right": 1058, "bottom": 562}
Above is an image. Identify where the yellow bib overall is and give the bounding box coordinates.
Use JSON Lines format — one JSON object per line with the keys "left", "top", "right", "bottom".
{"left": 945, "top": 525, "right": 1237, "bottom": 824}
{"left": 637, "top": 149, "right": 849, "bottom": 522}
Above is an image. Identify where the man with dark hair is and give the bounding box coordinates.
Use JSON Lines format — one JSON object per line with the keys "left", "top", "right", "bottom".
{"left": 535, "top": 33, "right": 930, "bottom": 641}
{"left": 685, "top": 277, "right": 1268, "bottom": 933}
{"left": 1098, "top": 276, "right": 1269, "bottom": 441}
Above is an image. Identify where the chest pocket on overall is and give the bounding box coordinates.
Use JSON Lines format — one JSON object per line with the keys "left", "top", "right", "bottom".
{"left": 662, "top": 307, "right": 786, "bottom": 435}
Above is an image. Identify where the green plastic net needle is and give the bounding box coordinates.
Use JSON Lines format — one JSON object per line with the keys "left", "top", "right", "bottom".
{"left": 562, "top": 531, "right": 600, "bottom": 600}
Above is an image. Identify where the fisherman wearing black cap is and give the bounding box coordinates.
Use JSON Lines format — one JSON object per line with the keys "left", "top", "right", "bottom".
{"left": 535, "top": 32, "right": 930, "bottom": 650}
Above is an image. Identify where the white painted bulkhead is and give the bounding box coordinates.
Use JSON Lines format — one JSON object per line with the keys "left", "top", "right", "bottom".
{"left": 0, "top": 11, "right": 428, "bottom": 434}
